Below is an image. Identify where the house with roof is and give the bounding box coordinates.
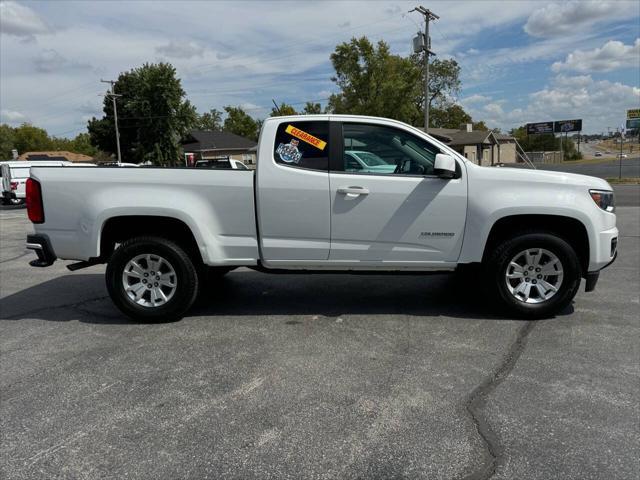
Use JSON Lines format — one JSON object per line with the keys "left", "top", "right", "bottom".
{"left": 424, "top": 124, "right": 518, "bottom": 165}
{"left": 181, "top": 131, "right": 257, "bottom": 167}
{"left": 18, "top": 151, "right": 94, "bottom": 163}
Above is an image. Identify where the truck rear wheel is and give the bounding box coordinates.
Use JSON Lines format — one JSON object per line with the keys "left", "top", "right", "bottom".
{"left": 106, "top": 236, "right": 199, "bottom": 322}
{"left": 486, "top": 232, "right": 582, "bottom": 319}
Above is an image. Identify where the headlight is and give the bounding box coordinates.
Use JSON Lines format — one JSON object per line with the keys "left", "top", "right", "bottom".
{"left": 589, "top": 189, "right": 615, "bottom": 212}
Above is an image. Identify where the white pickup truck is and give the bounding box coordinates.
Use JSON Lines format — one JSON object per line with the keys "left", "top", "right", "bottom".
{"left": 25, "top": 115, "right": 618, "bottom": 321}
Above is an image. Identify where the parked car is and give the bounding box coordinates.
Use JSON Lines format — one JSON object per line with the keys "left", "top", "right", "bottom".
{"left": 0, "top": 160, "right": 70, "bottom": 205}
{"left": 344, "top": 150, "right": 396, "bottom": 173}
{"left": 25, "top": 115, "right": 617, "bottom": 322}
{"left": 195, "top": 158, "right": 248, "bottom": 170}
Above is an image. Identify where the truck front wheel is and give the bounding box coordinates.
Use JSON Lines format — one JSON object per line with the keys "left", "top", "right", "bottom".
{"left": 106, "top": 236, "right": 199, "bottom": 322}
{"left": 486, "top": 233, "right": 582, "bottom": 319}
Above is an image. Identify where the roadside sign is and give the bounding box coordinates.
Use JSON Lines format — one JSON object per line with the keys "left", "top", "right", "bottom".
{"left": 526, "top": 122, "right": 554, "bottom": 134}
{"left": 627, "top": 109, "right": 640, "bottom": 119}
{"left": 554, "top": 119, "right": 582, "bottom": 133}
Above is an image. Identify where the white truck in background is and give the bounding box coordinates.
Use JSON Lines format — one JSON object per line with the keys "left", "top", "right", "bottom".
{"left": 1, "top": 160, "right": 95, "bottom": 206}
{"left": 25, "top": 115, "right": 618, "bottom": 321}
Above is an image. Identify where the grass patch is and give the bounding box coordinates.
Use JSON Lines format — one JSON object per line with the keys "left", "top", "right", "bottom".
{"left": 606, "top": 177, "right": 640, "bottom": 185}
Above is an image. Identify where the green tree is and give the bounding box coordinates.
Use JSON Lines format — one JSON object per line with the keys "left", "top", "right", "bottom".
{"left": 196, "top": 108, "right": 223, "bottom": 131}
{"left": 0, "top": 124, "right": 16, "bottom": 159}
{"left": 417, "top": 58, "right": 462, "bottom": 113}
{"left": 328, "top": 37, "right": 423, "bottom": 124}
{"left": 88, "top": 62, "right": 197, "bottom": 165}
{"left": 270, "top": 102, "right": 298, "bottom": 117}
{"left": 223, "top": 106, "right": 259, "bottom": 140}
{"left": 429, "top": 104, "right": 471, "bottom": 129}
{"left": 12, "top": 123, "right": 52, "bottom": 153}
{"left": 302, "top": 102, "right": 322, "bottom": 114}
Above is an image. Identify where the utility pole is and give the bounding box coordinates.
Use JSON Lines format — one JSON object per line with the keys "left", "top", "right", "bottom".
{"left": 410, "top": 6, "right": 439, "bottom": 131}
{"left": 101, "top": 79, "right": 122, "bottom": 164}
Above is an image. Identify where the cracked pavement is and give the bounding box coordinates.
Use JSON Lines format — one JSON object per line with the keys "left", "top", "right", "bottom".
{"left": 1, "top": 205, "right": 639, "bottom": 479}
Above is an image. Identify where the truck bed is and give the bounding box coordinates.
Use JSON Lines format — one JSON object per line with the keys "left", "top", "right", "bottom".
{"left": 30, "top": 167, "right": 259, "bottom": 265}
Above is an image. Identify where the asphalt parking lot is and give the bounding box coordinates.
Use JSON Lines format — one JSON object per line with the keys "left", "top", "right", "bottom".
{"left": 1, "top": 206, "right": 639, "bottom": 480}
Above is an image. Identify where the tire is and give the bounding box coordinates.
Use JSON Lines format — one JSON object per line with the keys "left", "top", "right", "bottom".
{"left": 485, "top": 232, "right": 582, "bottom": 319}
{"left": 106, "top": 236, "right": 199, "bottom": 322}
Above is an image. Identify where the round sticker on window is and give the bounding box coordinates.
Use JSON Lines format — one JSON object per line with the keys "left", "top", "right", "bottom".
{"left": 276, "top": 139, "right": 303, "bottom": 164}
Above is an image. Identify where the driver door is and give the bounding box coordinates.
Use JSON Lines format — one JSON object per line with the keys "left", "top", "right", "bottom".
{"left": 328, "top": 121, "right": 467, "bottom": 265}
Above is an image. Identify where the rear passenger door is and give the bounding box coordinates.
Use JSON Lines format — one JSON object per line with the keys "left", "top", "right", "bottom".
{"left": 257, "top": 119, "right": 332, "bottom": 262}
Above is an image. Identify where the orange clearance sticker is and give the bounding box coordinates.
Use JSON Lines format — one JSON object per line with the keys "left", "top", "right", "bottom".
{"left": 285, "top": 124, "right": 327, "bottom": 150}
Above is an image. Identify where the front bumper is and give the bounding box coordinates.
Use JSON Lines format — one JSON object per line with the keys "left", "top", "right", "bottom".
{"left": 584, "top": 242, "right": 617, "bottom": 292}
{"left": 26, "top": 234, "right": 57, "bottom": 267}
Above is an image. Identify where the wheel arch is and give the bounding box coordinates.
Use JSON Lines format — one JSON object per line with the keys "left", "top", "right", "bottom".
{"left": 99, "top": 215, "right": 204, "bottom": 266}
{"left": 481, "top": 214, "right": 590, "bottom": 276}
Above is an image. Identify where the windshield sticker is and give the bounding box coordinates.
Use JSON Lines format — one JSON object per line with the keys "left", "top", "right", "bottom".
{"left": 276, "top": 139, "right": 303, "bottom": 164}
{"left": 285, "top": 124, "right": 327, "bottom": 150}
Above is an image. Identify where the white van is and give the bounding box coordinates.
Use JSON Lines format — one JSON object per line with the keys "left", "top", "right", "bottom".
{"left": 1, "top": 161, "right": 95, "bottom": 206}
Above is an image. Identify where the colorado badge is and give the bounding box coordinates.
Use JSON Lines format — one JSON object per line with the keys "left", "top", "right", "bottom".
{"left": 276, "top": 139, "right": 303, "bottom": 164}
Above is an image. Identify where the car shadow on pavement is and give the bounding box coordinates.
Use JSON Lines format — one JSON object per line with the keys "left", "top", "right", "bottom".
{"left": 0, "top": 271, "right": 574, "bottom": 324}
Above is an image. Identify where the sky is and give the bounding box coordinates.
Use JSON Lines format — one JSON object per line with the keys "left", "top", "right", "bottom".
{"left": 0, "top": 0, "right": 639, "bottom": 137}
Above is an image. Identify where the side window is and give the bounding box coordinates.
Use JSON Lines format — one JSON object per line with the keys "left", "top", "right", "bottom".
{"left": 273, "top": 121, "right": 329, "bottom": 171}
{"left": 342, "top": 123, "right": 441, "bottom": 175}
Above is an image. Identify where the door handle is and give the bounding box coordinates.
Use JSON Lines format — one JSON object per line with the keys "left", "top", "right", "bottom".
{"left": 337, "top": 186, "right": 369, "bottom": 196}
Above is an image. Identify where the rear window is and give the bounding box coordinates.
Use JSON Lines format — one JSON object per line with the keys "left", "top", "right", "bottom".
{"left": 273, "top": 121, "right": 329, "bottom": 171}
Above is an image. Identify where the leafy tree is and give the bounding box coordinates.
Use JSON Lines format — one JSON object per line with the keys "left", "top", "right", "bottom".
{"left": 328, "top": 37, "right": 422, "bottom": 124}
{"left": 51, "top": 132, "right": 98, "bottom": 156}
{"left": 12, "top": 123, "right": 52, "bottom": 154}
{"left": 223, "top": 106, "right": 259, "bottom": 141}
{"left": 327, "top": 38, "right": 468, "bottom": 128}
{"left": 0, "top": 124, "right": 16, "bottom": 159}
{"left": 429, "top": 104, "right": 471, "bottom": 129}
{"left": 302, "top": 102, "right": 322, "bottom": 114}
{"left": 88, "top": 62, "right": 197, "bottom": 165}
{"left": 416, "top": 57, "right": 462, "bottom": 113}
{"left": 270, "top": 102, "right": 298, "bottom": 117}
{"left": 195, "top": 108, "right": 223, "bottom": 131}
{"left": 1, "top": 123, "right": 106, "bottom": 159}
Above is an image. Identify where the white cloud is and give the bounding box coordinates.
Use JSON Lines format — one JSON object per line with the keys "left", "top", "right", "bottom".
{"left": 524, "top": 1, "right": 620, "bottom": 38}
{"left": 0, "top": 1, "right": 49, "bottom": 37}
{"left": 0, "top": 108, "right": 27, "bottom": 123}
{"left": 552, "top": 39, "right": 640, "bottom": 72}
{"left": 32, "top": 49, "right": 95, "bottom": 73}
{"left": 461, "top": 94, "right": 492, "bottom": 105}
{"left": 156, "top": 40, "right": 205, "bottom": 59}
{"left": 466, "top": 75, "right": 640, "bottom": 133}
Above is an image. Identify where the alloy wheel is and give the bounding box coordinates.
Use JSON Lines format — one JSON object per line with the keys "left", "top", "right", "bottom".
{"left": 122, "top": 253, "right": 177, "bottom": 307}
{"left": 505, "top": 248, "right": 564, "bottom": 304}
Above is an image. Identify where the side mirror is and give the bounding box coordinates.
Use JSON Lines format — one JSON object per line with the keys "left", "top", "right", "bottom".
{"left": 434, "top": 153, "right": 456, "bottom": 179}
